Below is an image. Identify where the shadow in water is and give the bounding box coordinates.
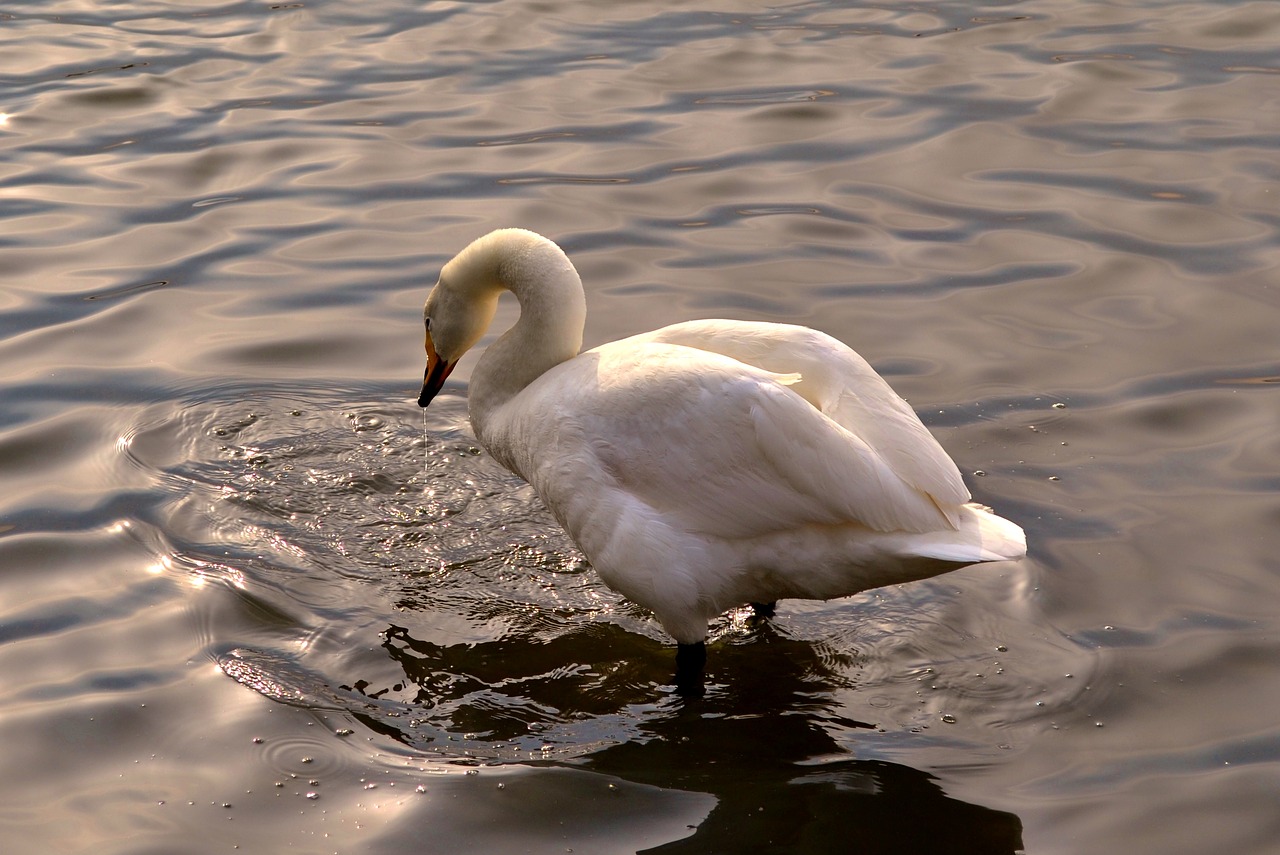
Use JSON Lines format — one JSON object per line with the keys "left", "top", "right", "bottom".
{"left": 589, "top": 632, "right": 1022, "bottom": 854}
{"left": 642, "top": 756, "right": 1024, "bottom": 855}
{"left": 597, "top": 726, "right": 1023, "bottom": 855}
{"left": 366, "top": 619, "right": 1023, "bottom": 854}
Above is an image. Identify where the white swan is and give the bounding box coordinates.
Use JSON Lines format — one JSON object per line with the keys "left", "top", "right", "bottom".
{"left": 416, "top": 228, "right": 1026, "bottom": 694}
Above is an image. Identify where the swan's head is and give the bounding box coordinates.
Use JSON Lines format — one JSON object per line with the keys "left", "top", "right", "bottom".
{"left": 417, "top": 273, "right": 499, "bottom": 407}
{"left": 417, "top": 228, "right": 582, "bottom": 408}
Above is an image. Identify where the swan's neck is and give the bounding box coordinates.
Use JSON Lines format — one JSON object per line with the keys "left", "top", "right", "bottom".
{"left": 467, "top": 232, "right": 586, "bottom": 439}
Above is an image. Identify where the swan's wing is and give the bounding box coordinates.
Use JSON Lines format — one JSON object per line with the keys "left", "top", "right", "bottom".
{"left": 630, "top": 320, "right": 971, "bottom": 522}
{"left": 510, "top": 342, "right": 959, "bottom": 540}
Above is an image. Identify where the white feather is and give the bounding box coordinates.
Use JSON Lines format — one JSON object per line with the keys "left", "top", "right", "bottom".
{"left": 421, "top": 229, "right": 1026, "bottom": 644}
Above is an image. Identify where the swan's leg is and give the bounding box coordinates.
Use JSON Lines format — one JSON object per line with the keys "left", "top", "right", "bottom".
{"left": 750, "top": 601, "right": 777, "bottom": 618}
{"left": 674, "top": 641, "right": 706, "bottom": 698}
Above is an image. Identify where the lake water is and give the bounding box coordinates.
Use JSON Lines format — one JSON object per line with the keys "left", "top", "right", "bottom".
{"left": 2, "top": 0, "right": 1278, "bottom": 852}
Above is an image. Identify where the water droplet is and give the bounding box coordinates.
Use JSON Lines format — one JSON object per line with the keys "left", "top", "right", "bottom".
{"left": 335, "top": 728, "right": 353, "bottom": 737}
{"left": 1052, "top": 402, "right": 1067, "bottom": 409}
{"left": 415, "top": 785, "right": 427, "bottom": 794}
{"left": 496, "top": 783, "right": 505, "bottom": 790}
{"left": 252, "top": 737, "right": 263, "bottom": 744}
{"left": 995, "top": 644, "right": 1008, "bottom": 652}
{"left": 300, "top": 757, "right": 314, "bottom": 764}
{"left": 306, "top": 792, "right": 319, "bottom": 800}
{"left": 1048, "top": 475, "right": 1060, "bottom": 481}
{"left": 973, "top": 470, "right": 986, "bottom": 477}
{"left": 940, "top": 714, "right": 957, "bottom": 723}
{"left": 363, "top": 783, "right": 377, "bottom": 790}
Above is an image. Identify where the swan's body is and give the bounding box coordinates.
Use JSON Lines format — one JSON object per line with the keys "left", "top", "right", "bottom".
{"left": 417, "top": 229, "right": 1025, "bottom": 691}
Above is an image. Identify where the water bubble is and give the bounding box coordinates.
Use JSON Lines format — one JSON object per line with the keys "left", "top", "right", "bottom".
{"left": 415, "top": 785, "right": 427, "bottom": 794}
{"left": 940, "top": 714, "right": 957, "bottom": 724}
{"left": 306, "top": 792, "right": 319, "bottom": 800}
{"left": 1052, "top": 402, "right": 1067, "bottom": 409}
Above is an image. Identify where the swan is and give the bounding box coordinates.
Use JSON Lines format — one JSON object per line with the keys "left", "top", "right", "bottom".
{"left": 416, "top": 228, "right": 1026, "bottom": 695}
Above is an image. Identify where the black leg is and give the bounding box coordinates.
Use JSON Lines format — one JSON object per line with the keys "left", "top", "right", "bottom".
{"left": 750, "top": 601, "right": 777, "bottom": 618}
{"left": 674, "top": 641, "right": 706, "bottom": 698}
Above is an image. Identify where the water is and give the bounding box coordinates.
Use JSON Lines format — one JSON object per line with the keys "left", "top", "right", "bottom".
{"left": 2, "top": 0, "right": 1278, "bottom": 852}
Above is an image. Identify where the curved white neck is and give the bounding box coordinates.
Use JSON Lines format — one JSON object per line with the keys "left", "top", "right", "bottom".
{"left": 466, "top": 232, "right": 587, "bottom": 438}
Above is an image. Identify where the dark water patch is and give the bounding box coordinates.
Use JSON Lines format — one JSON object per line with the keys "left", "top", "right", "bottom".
{"left": 438, "top": 119, "right": 664, "bottom": 149}
{"left": 977, "top": 169, "right": 1218, "bottom": 205}
{"left": 82, "top": 279, "right": 170, "bottom": 301}
{"left": 816, "top": 261, "right": 1080, "bottom": 297}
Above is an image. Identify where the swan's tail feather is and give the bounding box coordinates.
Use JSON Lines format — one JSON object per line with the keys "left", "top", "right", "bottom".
{"left": 905, "top": 503, "right": 1026, "bottom": 564}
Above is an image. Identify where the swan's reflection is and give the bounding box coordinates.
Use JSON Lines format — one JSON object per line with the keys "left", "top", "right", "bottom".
{"left": 634, "top": 755, "right": 1023, "bottom": 855}
{"left": 367, "top": 618, "right": 1023, "bottom": 854}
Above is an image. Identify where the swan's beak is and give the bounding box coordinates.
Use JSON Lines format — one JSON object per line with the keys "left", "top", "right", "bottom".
{"left": 417, "top": 333, "right": 456, "bottom": 408}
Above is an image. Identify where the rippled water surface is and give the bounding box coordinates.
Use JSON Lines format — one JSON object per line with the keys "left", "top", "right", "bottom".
{"left": 3, "top": 0, "right": 1279, "bottom": 852}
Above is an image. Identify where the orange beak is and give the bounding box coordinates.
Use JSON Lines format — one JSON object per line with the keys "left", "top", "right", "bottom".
{"left": 417, "top": 333, "right": 456, "bottom": 407}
